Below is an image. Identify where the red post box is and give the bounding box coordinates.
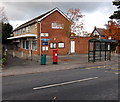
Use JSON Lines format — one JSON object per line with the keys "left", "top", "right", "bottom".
{"left": 53, "top": 49, "right": 58, "bottom": 64}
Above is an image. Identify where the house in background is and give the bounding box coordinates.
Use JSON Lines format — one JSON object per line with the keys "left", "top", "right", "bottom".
{"left": 8, "top": 7, "right": 71, "bottom": 55}
{"left": 90, "top": 26, "right": 106, "bottom": 39}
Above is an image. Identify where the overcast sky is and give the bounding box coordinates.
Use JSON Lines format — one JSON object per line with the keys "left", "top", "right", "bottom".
{"left": 1, "top": 1, "right": 117, "bottom": 33}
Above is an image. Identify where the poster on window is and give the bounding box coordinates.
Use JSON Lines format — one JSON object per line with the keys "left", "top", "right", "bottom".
{"left": 58, "top": 43, "right": 64, "bottom": 48}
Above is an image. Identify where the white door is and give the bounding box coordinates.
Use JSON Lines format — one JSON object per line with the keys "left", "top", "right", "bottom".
{"left": 71, "top": 41, "right": 75, "bottom": 53}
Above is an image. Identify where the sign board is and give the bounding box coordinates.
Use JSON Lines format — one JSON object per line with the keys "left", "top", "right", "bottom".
{"left": 41, "top": 33, "right": 49, "bottom": 37}
{"left": 42, "top": 42, "right": 48, "bottom": 45}
{"left": 41, "top": 39, "right": 51, "bottom": 42}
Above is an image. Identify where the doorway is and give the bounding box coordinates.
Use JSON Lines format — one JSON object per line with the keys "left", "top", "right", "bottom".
{"left": 71, "top": 41, "right": 75, "bottom": 53}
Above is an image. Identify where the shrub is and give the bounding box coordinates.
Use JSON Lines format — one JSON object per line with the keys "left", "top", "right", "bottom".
{"left": 2, "top": 58, "right": 7, "bottom": 65}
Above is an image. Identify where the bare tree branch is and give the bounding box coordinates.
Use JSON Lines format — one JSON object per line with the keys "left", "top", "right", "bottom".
{"left": 67, "top": 8, "right": 85, "bottom": 36}
{"left": 0, "top": 6, "right": 8, "bottom": 23}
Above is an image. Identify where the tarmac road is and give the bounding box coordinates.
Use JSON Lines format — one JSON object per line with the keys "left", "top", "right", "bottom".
{"left": 2, "top": 65, "right": 119, "bottom": 101}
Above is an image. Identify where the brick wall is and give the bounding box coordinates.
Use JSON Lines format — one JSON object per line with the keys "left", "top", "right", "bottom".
{"left": 37, "top": 11, "right": 71, "bottom": 55}
{"left": 19, "top": 48, "right": 37, "bottom": 55}
{"left": 71, "top": 37, "right": 92, "bottom": 54}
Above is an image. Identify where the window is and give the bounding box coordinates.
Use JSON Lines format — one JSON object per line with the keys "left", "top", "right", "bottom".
{"left": 26, "top": 26, "right": 30, "bottom": 32}
{"left": 26, "top": 27, "right": 28, "bottom": 32}
{"left": 35, "top": 23, "right": 37, "bottom": 29}
{"left": 20, "top": 29, "right": 22, "bottom": 34}
{"left": 42, "top": 46, "right": 48, "bottom": 51}
{"left": 50, "top": 43, "right": 56, "bottom": 48}
{"left": 32, "top": 41, "right": 37, "bottom": 50}
{"left": 22, "top": 40, "right": 29, "bottom": 49}
{"left": 52, "top": 23, "right": 64, "bottom": 29}
{"left": 41, "top": 33, "right": 49, "bottom": 37}
{"left": 28, "top": 26, "right": 30, "bottom": 32}
{"left": 14, "top": 31, "right": 16, "bottom": 35}
{"left": 58, "top": 42, "right": 64, "bottom": 48}
{"left": 23, "top": 28, "right": 26, "bottom": 32}
{"left": 18, "top": 30, "right": 20, "bottom": 34}
{"left": 21, "top": 29, "right": 23, "bottom": 34}
{"left": 23, "top": 40, "right": 26, "bottom": 49}
{"left": 26, "top": 41, "right": 29, "bottom": 49}
{"left": 45, "top": 33, "right": 49, "bottom": 37}
{"left": 16, "top": 31, "right": 18, "bottom": 35}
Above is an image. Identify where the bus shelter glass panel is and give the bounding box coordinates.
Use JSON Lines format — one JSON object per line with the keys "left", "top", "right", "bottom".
{"left": 88, "top": 39, "right": 115, "bottom": 62}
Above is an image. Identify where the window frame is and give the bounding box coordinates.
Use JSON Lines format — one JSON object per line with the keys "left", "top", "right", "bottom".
{"left": 26, "top": 26, "right": 30, "bottom": 32}
{"left": 26, "top": 41, "right": 29, "bottom": 49}
{"left": 32, "top": 40, "right": 37, "bottom": 51}
{"left": 22, "top": 40, "right": 30, "bottom": 50}
{"left": 52, "top": 23, "right": 64, "bottom": 29}
{"left": 23, "top": 40, "right": 26, "bottom": 49}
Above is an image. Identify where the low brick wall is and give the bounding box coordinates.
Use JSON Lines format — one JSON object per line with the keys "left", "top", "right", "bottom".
{"left": 7, "top": 50, "right": 40, "bottom": 62}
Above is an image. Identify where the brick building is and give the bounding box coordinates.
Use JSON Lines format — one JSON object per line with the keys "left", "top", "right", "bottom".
{"left": 8, "top": 7, "right": 72, "bottom": 55}
{"left": 8, "top": 7, "right": 91, "bottom": 55}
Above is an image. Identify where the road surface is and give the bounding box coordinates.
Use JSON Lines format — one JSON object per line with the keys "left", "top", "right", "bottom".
{"left": 2, "top": 64, "right": 119, "bottom": 100}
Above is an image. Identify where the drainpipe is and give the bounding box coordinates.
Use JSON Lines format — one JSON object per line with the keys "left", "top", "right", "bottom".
{"left": 40, "top": 22, "right": 42, "bottom": 56}
{"left": 37, "top": 21, "right": 42, "bottom": 56}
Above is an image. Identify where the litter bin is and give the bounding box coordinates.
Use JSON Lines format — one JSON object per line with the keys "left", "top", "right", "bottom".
{"left": 41, "top": 54, "right": 46, "bottom": 65}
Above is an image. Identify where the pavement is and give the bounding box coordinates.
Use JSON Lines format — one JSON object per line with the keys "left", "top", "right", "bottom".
{"left": 2, "top": 53, "right": 119, "bottom": 77}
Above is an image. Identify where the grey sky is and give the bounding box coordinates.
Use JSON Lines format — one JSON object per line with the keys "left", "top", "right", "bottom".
{"left": 2, "top": 2, "right": 117, "bottom": 32}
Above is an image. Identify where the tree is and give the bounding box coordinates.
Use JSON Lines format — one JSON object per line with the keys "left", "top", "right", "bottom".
{"left": 104, "top": 20, "right": 120, "bottom": 42}
{"left": 2, "top": 22, "right": 13, "bottom": 44}
{"left": 0, "top": 7, "right": 13, "bottom": 44}
{"left": 109, "top": 1, "right": 120, "bottom": 22}
{"left": 67, "top": 8, "right": 85, "bottom": 36}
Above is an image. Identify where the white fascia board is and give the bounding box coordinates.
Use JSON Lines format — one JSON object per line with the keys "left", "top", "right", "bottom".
{"left": 7, "top": 34, "right": 37, "bottom": 39}
{"left": 37, "top": 8, "right": 71, "bottom": 22}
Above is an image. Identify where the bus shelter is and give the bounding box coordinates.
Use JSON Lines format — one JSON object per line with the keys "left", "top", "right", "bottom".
{"left": 88, "top": 38, "right": 116, "bottom": 62}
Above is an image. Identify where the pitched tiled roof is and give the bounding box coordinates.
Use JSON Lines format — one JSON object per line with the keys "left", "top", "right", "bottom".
{"left": 90, "top": 27, "right": 105, "bottom": 37}
{"left": 96, "top": 28, "right": 105, "bottom": 36}
{"left": 13, "top": 7, "right": 71, "bottom": 31}
{"left": 13, "top": 8, "right": 54, "bottom": 31}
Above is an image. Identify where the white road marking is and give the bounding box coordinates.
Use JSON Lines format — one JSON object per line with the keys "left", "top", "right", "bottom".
{"left": 86, "top": 67, "right": 97, "bottom": 69}
{"left": 53, "top": 97, "right": 57, "bottom": 100}
{"left": 33, "top": 77, "right": 98, "bottom": 90}
{"left": 115, "top": 72, "right": 120, "bottom": 75}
